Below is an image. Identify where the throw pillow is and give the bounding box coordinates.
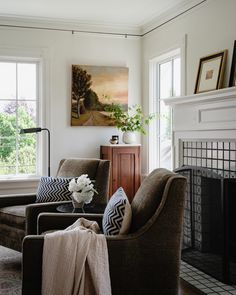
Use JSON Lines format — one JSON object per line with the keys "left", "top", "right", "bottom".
{"left": 36, "top": 177, "right": 73, "bottom": 203}
{"left": 102, "top": 187, "right": 132, "bottom": 235}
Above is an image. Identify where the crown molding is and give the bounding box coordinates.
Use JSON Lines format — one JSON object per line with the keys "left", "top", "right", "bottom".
{"left": 0, "top": 14, "right": 141, "bottom": 37}
{"left": 141, "top": 0, "right": 207, "bottom": 35}
{"left": 0, "top": 0, "right": 208, "bottom": 37}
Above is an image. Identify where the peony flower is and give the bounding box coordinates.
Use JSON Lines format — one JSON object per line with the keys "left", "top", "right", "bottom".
{"left": 69, "top": 174, "right": 98, "bottom": 204}
{"left": 68, "top": 178, "right": 79, "bottom": 192}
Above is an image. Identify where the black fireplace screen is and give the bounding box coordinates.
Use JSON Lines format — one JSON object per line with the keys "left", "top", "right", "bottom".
{"left": 182, "top": 140, "right": 236, "bottom": 178}
{"left": 175, "top": 140, "right": 236, "bottom": 284}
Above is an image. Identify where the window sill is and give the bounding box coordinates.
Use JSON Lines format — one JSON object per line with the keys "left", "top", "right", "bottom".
{"left": 0, "top": 177, "right": 40, "bottom": 195}
{"left": 0, "top": 176, "right": 40, "bottom": 183}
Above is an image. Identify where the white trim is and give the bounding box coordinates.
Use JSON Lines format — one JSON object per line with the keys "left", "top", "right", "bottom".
{"left": 148, "top": 41, "right": 185, "bottom": 172}
{"left": 0, "top": 15, "right": 141, "bottom": 36}
{"left": 0, "top": 0, "right": 206, "bottom": 37}
{"left": 163, "top": 86, "right": 236, "bottom": 106}
{"left": 0, "top": 178, "right": 39, "bottom": 195}
{"left": 181, "top": 34, "right": 187, "bottom": 96}
{"left": 148, "top": 60, "right": 157, "bottom": 172}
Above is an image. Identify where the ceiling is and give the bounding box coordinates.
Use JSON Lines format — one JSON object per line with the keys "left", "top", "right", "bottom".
{"left": 0, "top": 0, "right": 206, "bottom": 35}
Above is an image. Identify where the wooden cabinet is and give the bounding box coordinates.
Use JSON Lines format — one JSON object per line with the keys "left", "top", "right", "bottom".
{"left": 100, "top": 145, "right": 141, "bottom": 202}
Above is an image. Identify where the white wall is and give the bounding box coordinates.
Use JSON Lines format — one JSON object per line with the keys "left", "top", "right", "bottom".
{"left": 1, "top": 0, "right": 236, "bottom": 193}
{"left": 0, "top": 27, "right": 141, "bottom": 193}
{"left": 142, "top": 0, "right": 236, "bottom": 173}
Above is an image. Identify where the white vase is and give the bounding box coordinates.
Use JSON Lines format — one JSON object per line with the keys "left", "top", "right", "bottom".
{"left": 122, "top": 131, "right": 136, "bottom": 144}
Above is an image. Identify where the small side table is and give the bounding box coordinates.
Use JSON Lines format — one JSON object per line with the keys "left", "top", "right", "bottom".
{"left": 56, "top": 202, "right": 106, "bottom": 214}
{"left": 100, "top": 144, "right": 141, "bottom": 202}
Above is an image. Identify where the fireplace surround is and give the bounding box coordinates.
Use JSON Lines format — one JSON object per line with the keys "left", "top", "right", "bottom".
{"left": 164, "top": 87, "right": 236, "bottom": 284}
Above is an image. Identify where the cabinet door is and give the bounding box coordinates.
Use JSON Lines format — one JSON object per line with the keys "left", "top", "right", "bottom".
{"left": 112, "top": 147, "right": 140, "bottom": 202}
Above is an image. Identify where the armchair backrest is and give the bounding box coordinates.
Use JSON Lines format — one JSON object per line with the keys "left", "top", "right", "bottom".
{"left": 130, "top": 168, "right": 186, "bottom": 232}
{"left": 108, "top": 168, "right": 187, "bottom": 294}
{"left": 56, "top": 158, "right": 110, "bottom": 205}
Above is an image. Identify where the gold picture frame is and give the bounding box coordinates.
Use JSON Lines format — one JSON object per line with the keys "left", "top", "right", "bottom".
{"left": 194, "top": 50, "right": 227, "bottom": 94}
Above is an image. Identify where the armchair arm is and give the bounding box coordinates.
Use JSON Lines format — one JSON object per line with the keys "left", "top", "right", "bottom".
{"left": 22, "top": 235, "right": 44, "bottom": 295}
{"left": 22, "top": 213, "right": 103, "bottom": 295}
{"left": 21, "top": 232, "right": 134, "bottom": 295}
{"left": 25, "top": 200, "right": 71, "bottom": 235}
{"left": 38, "top": 212, "right": 104, "bottom": 234}
{"left": 0, "top": 193, "right": 36, "bottom": 208}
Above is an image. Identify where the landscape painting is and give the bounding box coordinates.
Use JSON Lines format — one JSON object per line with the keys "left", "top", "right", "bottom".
{"left": 71, "top": 65, "right": 128, "bottom": 126}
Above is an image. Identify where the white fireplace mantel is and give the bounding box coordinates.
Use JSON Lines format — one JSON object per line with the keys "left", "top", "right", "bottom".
{"left": 163, "top": 87, "right": 236, "bottom": 132}
{"left": 163, "top": 86, "right": 236, "bottom": 106}
{"left": 163, "top": 87, "right": 236, "bottom": 168}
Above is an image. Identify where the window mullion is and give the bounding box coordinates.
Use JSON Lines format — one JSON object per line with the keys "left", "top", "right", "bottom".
{"left": 171, "top": 58, "right": 174, "bottom": 97}
{"left": 15, "top": 63, "right": 19, "bottom": 175}
{"left": 157, "top": 64, "right": 161, "bottom": 167}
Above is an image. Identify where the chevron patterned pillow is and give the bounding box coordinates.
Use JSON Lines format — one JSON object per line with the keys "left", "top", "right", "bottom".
{"left": 102, "top": 187, "right": 132, "bottom": 235}
{"left": 36, "top": 177, "right": 73, "bottom": 203}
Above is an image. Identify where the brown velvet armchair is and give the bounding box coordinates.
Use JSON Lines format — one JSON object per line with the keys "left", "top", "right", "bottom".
{"left": 0, "top": 158, "right": 110, "bottom": 252}
{"left": 22, "top": 168, "right": 187, "bottom": 295}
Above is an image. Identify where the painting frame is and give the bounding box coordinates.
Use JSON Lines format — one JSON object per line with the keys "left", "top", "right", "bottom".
{"left": 229, "top": 40, "right": 236, "bottom": 87}
{"left": 194, "top": 50, "right": 227, "bottom": 94}
{"left": 71, "top": 65, "right": 129, "bottom": 126}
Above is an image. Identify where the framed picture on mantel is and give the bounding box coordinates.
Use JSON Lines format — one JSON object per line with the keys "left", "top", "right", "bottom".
{"left": 194, "top": 50, "right": 227, "bottom": 94}
{"left": 229, "top": 40, "right": 236, "bottom": 87}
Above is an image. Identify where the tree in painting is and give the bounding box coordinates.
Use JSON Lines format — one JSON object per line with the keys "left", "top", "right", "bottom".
{"left": 72, "top": 66, "right": 92, "bottom": 118}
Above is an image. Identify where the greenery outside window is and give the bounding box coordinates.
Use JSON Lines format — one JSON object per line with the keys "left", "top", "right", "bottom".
{"left": 149, "top": 48, "right": 181, "bottom": 171}
{"left": 0, "top": 60, "right": 39, "bottom": 177}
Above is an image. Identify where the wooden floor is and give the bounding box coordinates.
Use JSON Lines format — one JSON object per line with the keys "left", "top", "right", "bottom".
{"left": 179, "top": 278, "right": 205, "bottom": 295}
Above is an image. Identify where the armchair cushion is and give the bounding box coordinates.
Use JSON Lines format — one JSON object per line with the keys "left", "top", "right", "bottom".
{"left": 0, "top": 205, "right": 26, "bottom": 251}
{"left": 0, "top": 205, "right": 26, "bottom": 228}
{"left": 36, "top": 177, "right": 73, "bottom": 203}
{"left": 102, "top": 187, "right": 131, "bottom": 235}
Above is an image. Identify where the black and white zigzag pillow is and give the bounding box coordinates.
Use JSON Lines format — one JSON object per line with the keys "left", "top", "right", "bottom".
{"left": 36, "top": 177, "right": 73, "bottom": 203}
{"left": 102, "top": 187, "right": 132, "bottom": 235}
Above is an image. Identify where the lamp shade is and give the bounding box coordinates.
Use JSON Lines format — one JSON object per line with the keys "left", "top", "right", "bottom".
{"left": 20, "top": 128, "right": 42, "bottom": 134}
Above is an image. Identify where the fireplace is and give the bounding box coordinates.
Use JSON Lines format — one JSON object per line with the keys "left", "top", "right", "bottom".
{"left": 175, "top": 140, "right": 236, "bottom": 284}
{"left": 163, "top": 87, "right": 236, "bottom": 284}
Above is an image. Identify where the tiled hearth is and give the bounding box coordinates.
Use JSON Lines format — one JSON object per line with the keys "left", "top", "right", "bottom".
{"left": 181, "top": 261, "right": 236, "bottom": 295}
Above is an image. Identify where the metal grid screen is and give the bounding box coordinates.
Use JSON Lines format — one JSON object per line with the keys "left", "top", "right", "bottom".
{"left": 177, "top": 139, "right": 236, "bottom": 283}
{"left": 182, "top": 140, "right": 236, "bottom": 178}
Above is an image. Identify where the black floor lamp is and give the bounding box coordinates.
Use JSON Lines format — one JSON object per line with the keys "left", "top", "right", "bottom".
{"left": 20, "top": 127, "right": 51, "bottom": 176}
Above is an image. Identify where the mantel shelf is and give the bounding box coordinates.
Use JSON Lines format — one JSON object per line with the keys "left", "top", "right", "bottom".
{"left": 163, "top": 86, "right": 236, "bottom": 106}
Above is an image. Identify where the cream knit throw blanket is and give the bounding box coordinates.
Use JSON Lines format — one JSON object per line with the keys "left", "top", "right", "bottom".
{"left": 42, "top": 218, "right": 112, "bottom": 295}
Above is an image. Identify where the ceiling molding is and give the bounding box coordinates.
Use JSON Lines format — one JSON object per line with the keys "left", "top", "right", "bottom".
{"left": 0, "top": 0, "right": 208, "bottom": 37}
{"left": 141, "top": 0, "right": 207, "bottom": 35}
{"left": 0, "top": 15, "right": 141, "bottom": 36}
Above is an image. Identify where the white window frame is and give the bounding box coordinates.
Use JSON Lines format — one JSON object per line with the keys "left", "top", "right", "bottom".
{"left": 148, "top": 38, "right": 186, "bottom": 172}
{"left": 0, "top": 46, "right": 50, "bottom": 185}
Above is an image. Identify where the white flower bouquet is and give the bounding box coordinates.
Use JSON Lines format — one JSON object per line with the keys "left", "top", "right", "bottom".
{"left": 68, "top": 174, "right": 98, "bottom": 205}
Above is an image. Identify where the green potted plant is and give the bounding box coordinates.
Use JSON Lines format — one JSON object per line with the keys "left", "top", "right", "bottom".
{"left": 105, "top": 104, "right": 154, "bottom": 144}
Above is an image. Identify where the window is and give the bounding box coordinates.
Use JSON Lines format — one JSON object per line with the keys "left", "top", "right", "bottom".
{"left": 149, "top": 49, "right": 181, "bottom": 171}
{"left": 0, "top": 60, "right": 40, "bottom": 177}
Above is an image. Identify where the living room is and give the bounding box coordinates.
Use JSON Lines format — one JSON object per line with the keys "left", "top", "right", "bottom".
{"left": 0, "top": 0, "right": 236, "bottom": 294}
